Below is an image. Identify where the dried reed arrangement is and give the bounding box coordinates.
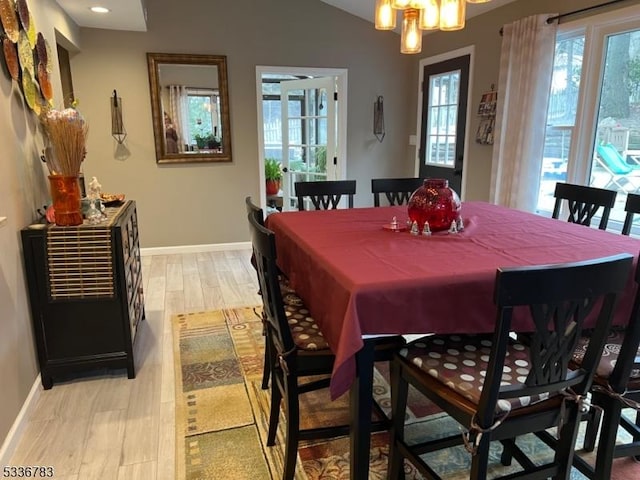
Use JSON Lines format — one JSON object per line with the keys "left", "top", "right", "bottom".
{"left": 40, "top": 108, "right": 88, "bottom": 176}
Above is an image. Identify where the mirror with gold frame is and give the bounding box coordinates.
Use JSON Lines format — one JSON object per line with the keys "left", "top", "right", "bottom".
{"left": 147, "top": 52, "right": 232, "bottom": 164}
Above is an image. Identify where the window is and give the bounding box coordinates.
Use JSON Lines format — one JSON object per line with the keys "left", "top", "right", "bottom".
{"left": 537, "top": 5, "right": 640, "bottom": 233}
{"left": 186, "top": 89, "right": 221, "bottom": 149}
{"left": 426, "top": 70, "right": 460, "bottom": 167}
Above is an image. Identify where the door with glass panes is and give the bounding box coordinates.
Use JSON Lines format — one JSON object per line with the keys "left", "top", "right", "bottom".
{"left": 418, "top": 55, "right": 470, "bottom": 194}
{"left": 280, "top": 76, "right": 337, "bottom": 211}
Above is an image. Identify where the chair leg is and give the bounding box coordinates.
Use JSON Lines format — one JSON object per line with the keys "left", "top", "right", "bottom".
{"left": 265, "top": 340, "right": 287, "bottom": 446}
{"left": 635, "top": 411, "right": 640, "bottom": 461}
{"left": 261, "top": 331, "right": 271, "bottom": 389}
{"left": 593, "top": 397, "right": 622, "bottom": 480}
{"left": 554, "top": 405, "right": 582, "bottom": 480}
{"left": 387, "top": 358, "right": 409, "bottom": 480}
{"left": 582, "top": 401, "right": 603, "bottom": 452}
{"left": 470, "top": 435, "right": 491, "bottom": 480}
{"left": 282, "top": 381, "right": 300, "bottom": 480}
{"left": 267, "top": 367, "right": 283, "bottom": 446}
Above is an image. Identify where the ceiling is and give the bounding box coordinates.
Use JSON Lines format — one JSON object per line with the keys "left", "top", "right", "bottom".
{"left": 320, "top": 0, "right": 518, "bottom": 26}
{"left": 55, "top": 0, "right": 148, "bottom": 31}
{"left": 55, "top": 0, "right": 517, "bottom": 32}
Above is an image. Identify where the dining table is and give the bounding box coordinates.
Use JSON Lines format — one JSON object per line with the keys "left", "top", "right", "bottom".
{"left": 265, "top": 201, "right": 640, "bottom": 480}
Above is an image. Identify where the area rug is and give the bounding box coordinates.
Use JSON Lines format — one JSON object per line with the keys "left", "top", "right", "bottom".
{"left": 172, "top": 308, "right": 640, "bottom": 480}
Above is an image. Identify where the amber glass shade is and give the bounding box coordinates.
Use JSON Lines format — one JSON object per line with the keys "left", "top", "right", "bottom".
{"left": 407, "top": 178, "right": 461, "bottom": 232}
{"left": 418, "top": 0, "right": 439, "bottom": 30}
{"left": 375, "top": 0, "right": 397, "bottom": 30}
{"left": 440, "top": 0, "right": 466, "bottom": 31}
{"left": 391, "top": 0, "right": 412, "bottom": 9}
{"left": 401, "top": 8, "right": 422, "bottom": 54}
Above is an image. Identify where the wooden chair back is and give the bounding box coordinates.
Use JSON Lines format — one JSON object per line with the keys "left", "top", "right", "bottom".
{"left": 552, "top": 182, "right": 617, "bottom": 230}
{"left": 247, "top": 213, "right": 296, "bottom": 360}
{"left": 371, "top": 177, "right": 423, "bottom": 207}
{"left": 622, "top": 192, "right": 640, "bottom": 235}
{"left": 294, "top": 180, "right": 356, "bottom": 210}
{"left": 245, "top": 196, "right": 264, "bottom": 226}
{"left": 476, "top": 253, "right": 632, "bottom": 428}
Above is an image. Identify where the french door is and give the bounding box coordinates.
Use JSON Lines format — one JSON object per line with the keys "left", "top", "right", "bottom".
{"left": 280, "top": 76, "right": 337, "bottom": 211}
{"left": 418, "top": 54, "right": 470, "bottom": 195}
{"left": 537, "top": 6, "right": 640, "bottom": 232}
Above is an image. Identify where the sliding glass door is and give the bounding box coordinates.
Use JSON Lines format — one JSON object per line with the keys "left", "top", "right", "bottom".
{"left": 536, "top": 6, "right": 640, "bottom": 232}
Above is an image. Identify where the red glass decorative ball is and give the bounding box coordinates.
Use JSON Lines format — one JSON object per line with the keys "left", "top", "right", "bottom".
{"left": 407, "top": 178, "right": 461, "bottom": 232}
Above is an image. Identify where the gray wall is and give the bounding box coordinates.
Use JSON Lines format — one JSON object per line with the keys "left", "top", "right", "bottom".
{"left": 0, "top": 0, "right": 631, "bottom": 448}
{"left": 71, "top": 0, "right": 416, "bottom": 248}
{"left": 0, "top": 0, "right": 80, "bottom": 448}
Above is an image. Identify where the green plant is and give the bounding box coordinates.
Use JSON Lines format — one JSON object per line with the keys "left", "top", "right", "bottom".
{"left": 194, "top": 133, "right": 214, "bottom": 149}
{"left": 315, "top": 146, "right": 327, "bottom": 173}
{"left": 265, "top": 158, "right": 282, "bottom": 181}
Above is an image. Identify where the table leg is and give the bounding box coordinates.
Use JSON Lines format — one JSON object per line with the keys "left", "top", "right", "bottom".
{"left": 350, "top": 339, "right": 375, "bottom": 480}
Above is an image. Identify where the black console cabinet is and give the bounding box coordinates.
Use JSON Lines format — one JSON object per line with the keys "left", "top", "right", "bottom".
{"left": 21, "top": 201, "right": 144, "bottom": 389}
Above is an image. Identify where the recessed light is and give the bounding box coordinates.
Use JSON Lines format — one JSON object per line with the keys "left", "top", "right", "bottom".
{"left": 90, "top": 6, "right": 110, "bottom": 14}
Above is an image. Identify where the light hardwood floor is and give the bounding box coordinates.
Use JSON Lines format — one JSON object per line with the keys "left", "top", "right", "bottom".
{"left": 8, "top": 248, "right": 261, "bottom": 480}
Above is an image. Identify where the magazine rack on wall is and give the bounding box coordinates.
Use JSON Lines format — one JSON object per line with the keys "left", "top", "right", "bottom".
{"left": 476, "top": 86, "right": 497, "bottom": 145}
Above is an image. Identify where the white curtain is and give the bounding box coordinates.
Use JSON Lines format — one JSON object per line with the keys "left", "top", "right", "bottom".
{"left": 168, "top": 85, "right": 189, "bottom": 152}
{"left": 490, "top": 14, "right": 558, "bottom": 211}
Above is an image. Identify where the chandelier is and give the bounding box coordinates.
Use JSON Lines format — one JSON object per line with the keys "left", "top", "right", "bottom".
{"left": 375, "top": 0, "right": 493, "bottom": 54}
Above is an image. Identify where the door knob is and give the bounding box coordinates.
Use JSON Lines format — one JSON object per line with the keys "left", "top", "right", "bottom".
{"left": 282, "top": 167, "right": 289, "bottom": 173}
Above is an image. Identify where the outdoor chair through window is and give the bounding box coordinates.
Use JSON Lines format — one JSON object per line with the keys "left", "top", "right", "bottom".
{"left": 595, "top": 143, "right": 640, "bottom": 192}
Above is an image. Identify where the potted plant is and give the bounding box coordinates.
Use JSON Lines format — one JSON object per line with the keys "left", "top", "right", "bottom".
{"left": 265, "top": 158, "right": 282, "bottom": 195}
{"left": 194, "top": 133, "right": 215, "bottom": 149}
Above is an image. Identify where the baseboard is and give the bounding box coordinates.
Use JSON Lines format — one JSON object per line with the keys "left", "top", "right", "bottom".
{"left": 0, "top": 376, "right": 42, "bottom": 465}
{"left": 140, "top": 241, "right": 251, "bottom": 256}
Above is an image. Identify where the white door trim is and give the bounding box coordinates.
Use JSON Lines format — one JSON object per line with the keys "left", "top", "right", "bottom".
{"left": 416, "top": 45, "right": 475, "bottom": 200}
{"left": 255, "top": 66, "right": 348, "bottom": 210}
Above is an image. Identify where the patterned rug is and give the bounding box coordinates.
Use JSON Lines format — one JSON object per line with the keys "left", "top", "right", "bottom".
{"left": 172, "top": 308, "right": 640, "bottom": 480}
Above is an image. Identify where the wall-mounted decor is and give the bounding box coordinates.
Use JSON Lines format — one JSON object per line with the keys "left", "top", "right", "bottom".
{"left": 476, "top": 86, "right": 497, "bottom": 145}
{"left": 374, "top": 95, "right": 385, "bottom": 142}
{"left": 147, "top": 52, "right": 232, "bottom": 164}
{"left": 0, "top": 0, "right": 53, "bottom": 114}
{"left": 111, "top": 90, "right": 127, "bottom": 144}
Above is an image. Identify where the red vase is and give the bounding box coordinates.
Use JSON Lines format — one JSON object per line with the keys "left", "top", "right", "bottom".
{"left": 48, "top": 175, "right": 83, "bottom": 226}
{"left": 266, "top": 179, "right": 280, "bottom": 196}
{"left": 407, "top": 178, "right": 461, "bottom": 232}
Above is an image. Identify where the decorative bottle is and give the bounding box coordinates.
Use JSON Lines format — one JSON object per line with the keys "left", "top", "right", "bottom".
{"left": 407, "top": 178, "right": 461, "bottom": 232}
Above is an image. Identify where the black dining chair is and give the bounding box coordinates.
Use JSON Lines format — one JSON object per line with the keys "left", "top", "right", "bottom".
{"left": 371, "top": 177, "right": 423, "bottom": 207}
{"left": 245, "top": 196, "right": 272, "bottom": 390}
{"left": 386, "top": 253, "right": 633, "bottom": 480}
{"left": 247, "top": 211, "right": 403, "bottom": 480}
{"left": 622, "top": 192, "right": 640, "bottom": 235}
{"left": 552, "top": 182, "right": 617, "bottom": 230}
{"left": 294, "top": 180, "right": 356, "bottom": 211}
{"left": 559, "top": 257, "right": 640, "bottom": 479}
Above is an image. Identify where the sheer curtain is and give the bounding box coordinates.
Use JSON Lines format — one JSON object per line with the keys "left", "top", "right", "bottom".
{"left": 490, "top": 14, "right": 557, "bottom": 211}
{"left": 168, "top": 85, "right": 189, "bottom": 152}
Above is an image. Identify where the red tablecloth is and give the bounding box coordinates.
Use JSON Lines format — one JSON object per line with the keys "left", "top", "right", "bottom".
{"left": 266, "top": 201, "right": 640, "bottom": 399}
